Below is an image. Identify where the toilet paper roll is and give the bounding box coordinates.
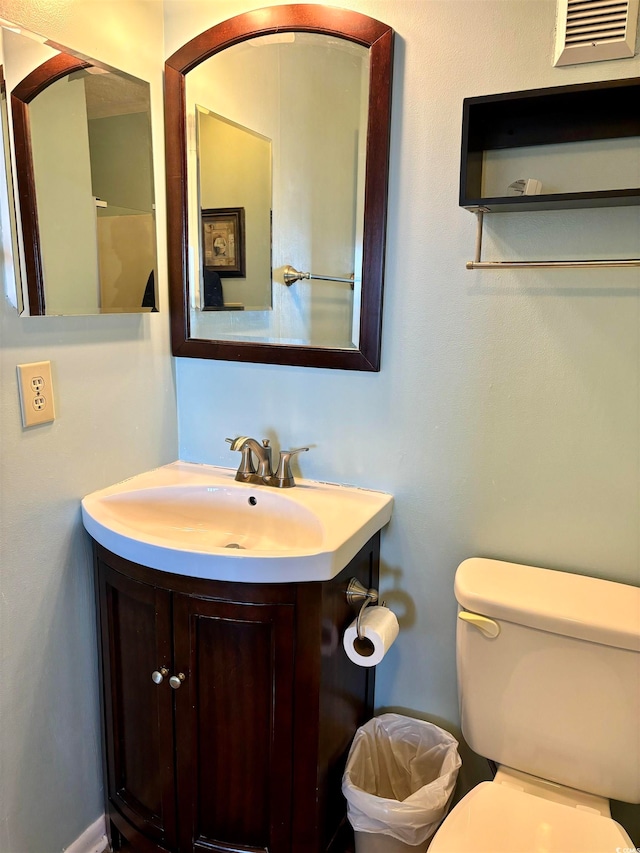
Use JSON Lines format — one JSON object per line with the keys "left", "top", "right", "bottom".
{"left": 343, "top": 606, "right": 399, "bottom": 667}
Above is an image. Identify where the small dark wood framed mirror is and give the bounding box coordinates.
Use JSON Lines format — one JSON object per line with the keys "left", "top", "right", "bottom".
{"left": 165, "top": 4, "right": 393, "bottom": 370}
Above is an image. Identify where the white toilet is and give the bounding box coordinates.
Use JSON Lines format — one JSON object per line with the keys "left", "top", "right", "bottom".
{"left": 429, "top": 557, "right": 640, "bottom": 853}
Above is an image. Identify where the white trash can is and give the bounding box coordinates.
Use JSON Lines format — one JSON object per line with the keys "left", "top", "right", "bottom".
{"left": 342, "top": 714, "right": 461, "bottom": 853}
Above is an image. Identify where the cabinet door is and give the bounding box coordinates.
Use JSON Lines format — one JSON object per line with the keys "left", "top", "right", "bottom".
{"left": 173, "top": 594, "right": 295, "bottom": 853}
{"left": 96, "top": 562, "right": 177, "bottom": 849}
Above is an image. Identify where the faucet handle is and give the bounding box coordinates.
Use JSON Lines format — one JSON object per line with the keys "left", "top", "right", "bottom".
{"left": 274, "top": 447, "right": 309, "bottom": 488}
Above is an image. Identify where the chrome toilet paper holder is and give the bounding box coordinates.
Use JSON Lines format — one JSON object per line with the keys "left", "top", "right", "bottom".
{"left": 346, "top": 578, "right": 382, "bottom": 640}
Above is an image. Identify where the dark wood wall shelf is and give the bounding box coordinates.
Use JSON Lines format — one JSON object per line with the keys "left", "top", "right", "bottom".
{"left": 460, "top": 77, "right": 640, "bottom": 213}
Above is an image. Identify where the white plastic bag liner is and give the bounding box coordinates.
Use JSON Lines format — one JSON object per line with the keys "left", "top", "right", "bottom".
{"left": 342, "top": 714, "right": 462, "bottom": 846}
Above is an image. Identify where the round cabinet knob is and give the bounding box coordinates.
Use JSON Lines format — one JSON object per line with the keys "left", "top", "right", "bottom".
{"left": 151, "top": 668, "right": 169, "bottom": 684}
{"left": 169, "top": 673, "right": 186, "bottom": 689}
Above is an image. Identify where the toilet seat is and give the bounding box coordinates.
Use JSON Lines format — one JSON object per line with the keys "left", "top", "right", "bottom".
{"left": 429, "top": 781, "right": 634, "bottom": 853}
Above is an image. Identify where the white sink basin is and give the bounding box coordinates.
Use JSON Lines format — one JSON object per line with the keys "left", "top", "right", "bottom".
{"left": 81, "top": 462, "right": 393, "bottom": 583}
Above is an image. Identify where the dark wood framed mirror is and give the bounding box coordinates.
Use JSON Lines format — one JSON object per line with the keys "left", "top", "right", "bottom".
{"left": 165, "top": 4, "right": 393, "bottom": 370}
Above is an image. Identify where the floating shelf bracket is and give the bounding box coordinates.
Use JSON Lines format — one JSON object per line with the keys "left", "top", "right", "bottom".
{"left": 467, "top": 210, "right": 640, "bottom": 270}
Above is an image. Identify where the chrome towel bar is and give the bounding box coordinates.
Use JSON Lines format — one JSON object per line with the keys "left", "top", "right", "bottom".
{"left": 283, "top": 265, "right": 354, "bottom": 286}
{"left": 467, "top": 210, "right": 640, "bottom": 270}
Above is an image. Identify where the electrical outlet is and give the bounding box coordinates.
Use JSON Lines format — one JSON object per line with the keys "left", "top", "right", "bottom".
{"left": 17, "top": 361, "right": 56, "bottom": 427}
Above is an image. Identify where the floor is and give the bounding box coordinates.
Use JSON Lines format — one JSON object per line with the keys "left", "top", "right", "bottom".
{"left": 111, "top": 820, "right": 358, "bottom": 852}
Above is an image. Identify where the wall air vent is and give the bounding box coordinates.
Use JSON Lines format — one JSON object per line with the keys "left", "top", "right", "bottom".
{"left": 554, "top": 0, "right": 639, "bottom": 65}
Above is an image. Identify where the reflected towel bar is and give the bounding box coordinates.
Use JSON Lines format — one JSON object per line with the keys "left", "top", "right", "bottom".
{"left": 283, "top": 265, "right": 355, "bottom": 287}
{"left": 467, "top": 210, "right": 640, "bottom": 270}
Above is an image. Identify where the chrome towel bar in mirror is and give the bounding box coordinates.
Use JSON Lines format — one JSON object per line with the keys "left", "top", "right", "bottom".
{"left": 283, "top": 265, "right": 354, "bottom": 287}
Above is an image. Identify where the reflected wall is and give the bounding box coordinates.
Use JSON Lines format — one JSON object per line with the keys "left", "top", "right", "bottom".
{"left": 186, "top": 32, "right": 369, "bottom": 348}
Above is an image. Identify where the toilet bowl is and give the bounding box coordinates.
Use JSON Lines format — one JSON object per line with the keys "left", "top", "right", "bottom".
{"left": 429, "top": 558, "right": 640, "bottom": 852}
{"left": 429, "top": 773, "right": 634, "bottom": 852}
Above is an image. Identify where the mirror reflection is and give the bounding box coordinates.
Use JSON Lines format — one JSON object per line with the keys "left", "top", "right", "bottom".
{"left": 196, "top": 106, "right": 272, "bottom": 312}
{"left": 1, "top": 22, "right": 157, "bottom": 315}
{"left": 0, "top": 57, "right": 23, "bottom": 313}
{"left": 185, "top": 31, "right": 369, "bottom": 348}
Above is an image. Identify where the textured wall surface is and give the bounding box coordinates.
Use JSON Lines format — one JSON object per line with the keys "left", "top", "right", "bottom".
{"left": 0, "top": 2, "right": 178, "bottom": 850}
{"left": 168, "top": 0, "right": 640, "bottom": 839}
{"left": 0, "top": 0, "right": 637, "bottom": 849}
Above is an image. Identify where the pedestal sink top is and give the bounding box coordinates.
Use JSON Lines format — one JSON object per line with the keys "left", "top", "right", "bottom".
{"left": 81, "top": 462, "right": 393, "bottom": 583}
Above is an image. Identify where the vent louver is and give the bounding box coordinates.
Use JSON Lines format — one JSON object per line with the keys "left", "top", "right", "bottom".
{"left": 554, "top": 0, "right": 639, "bottom": 65}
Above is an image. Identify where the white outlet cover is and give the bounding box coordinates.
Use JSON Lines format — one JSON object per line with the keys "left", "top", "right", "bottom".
{"left": 17, "top": 361, "right": 55, "bottom": 427}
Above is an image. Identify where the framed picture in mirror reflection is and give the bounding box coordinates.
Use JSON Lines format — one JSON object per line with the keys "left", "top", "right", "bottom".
{"left": 202, "top": 208, "right": 245, "bottom": 277}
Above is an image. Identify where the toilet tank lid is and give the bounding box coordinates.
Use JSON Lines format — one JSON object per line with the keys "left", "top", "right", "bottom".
{"left": 455, "top": 558, "right": 640, "bottom": 652}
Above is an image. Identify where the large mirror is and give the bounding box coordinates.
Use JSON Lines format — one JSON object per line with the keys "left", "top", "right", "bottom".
{"left": 166, "top": 5, "right": 393, "bottom": 370}
{"left": 0, "top": 21, "right": 157, "bottom": 315}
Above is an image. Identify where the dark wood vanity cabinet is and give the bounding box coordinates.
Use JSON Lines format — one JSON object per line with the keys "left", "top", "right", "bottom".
{"left": 94, "top": 536, "right": 379, "bottom": 853}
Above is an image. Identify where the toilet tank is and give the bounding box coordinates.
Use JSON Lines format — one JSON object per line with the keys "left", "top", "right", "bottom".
{"left": 455, "top": 558, "right": 640, "bottom": 803}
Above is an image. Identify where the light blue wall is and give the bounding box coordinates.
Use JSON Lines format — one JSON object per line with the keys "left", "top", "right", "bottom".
{"left": 169, "top": 0, "right": 640, "bottom": 837}
{"left": 0, "top": 0, "right": 637, "bottom": 850}
{"left": 0, "top": 2, "right": 178, "bottom": 851}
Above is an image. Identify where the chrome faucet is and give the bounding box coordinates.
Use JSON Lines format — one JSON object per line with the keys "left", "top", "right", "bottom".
{"left": 226, "top": 436, "right": 309, "bottom": 488}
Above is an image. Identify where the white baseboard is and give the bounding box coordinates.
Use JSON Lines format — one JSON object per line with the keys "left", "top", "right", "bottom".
{"left": 63, "top": 815, "right": 108, "bottom": 853}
